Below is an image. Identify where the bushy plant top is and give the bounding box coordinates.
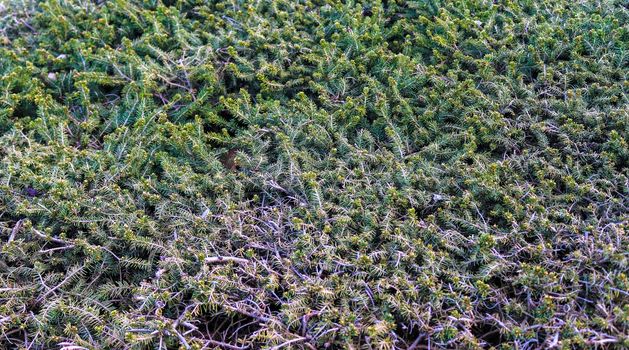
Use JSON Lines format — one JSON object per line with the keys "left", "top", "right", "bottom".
{"left": 0, "top": 0, "right": 627, "bottom": 349}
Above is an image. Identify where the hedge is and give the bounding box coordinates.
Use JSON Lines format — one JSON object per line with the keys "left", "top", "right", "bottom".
{"left": 0, "top": 0, "right": 627, "bottom": 349}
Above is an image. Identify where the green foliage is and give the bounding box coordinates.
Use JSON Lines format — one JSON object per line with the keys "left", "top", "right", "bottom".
{"left": 0, "top": 0, "right": 627, "bottom": 349}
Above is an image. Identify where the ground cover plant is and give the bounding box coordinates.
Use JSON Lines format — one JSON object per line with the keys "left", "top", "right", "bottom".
{"left": 0, "top": 0, "right": 627, "bottom": 349}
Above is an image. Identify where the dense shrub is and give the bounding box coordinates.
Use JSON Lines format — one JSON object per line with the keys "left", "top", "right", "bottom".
{"left": 0, "top": 0, "right": 627, "bottom": 349}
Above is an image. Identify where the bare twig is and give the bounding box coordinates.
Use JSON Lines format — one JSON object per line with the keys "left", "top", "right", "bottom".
{"left": 204, "top": 256, "right": 249, "bottom": 265}
{"left": 269, "top": 336, "right": 309, "bottom": 350}
{"left": 7, "top": 219, "right": 23, "bottom": 243}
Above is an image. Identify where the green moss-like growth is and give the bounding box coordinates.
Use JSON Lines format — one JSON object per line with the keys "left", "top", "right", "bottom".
{"left": 0, "top": 0, "right": 627, "bottom": 349}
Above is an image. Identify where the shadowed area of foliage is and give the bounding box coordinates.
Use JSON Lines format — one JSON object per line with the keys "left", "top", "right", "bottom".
{"left": 0, "top": 0, "right": 627, "bottom": 349}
